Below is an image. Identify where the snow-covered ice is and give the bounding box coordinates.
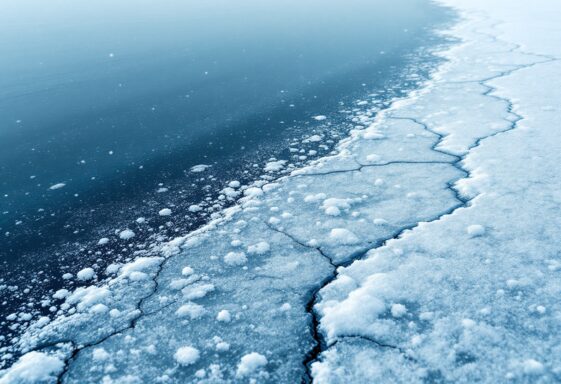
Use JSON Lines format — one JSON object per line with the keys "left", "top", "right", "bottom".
{"left": 0, "top": 351, "right": 64, "bottom": 384}
{"left": 3, "top": 1, "right": 561, "bottom": 383}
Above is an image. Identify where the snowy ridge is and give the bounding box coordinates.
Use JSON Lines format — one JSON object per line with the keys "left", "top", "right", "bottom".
{"left": 3, "top": 1, "right": 561, "bottom": 383}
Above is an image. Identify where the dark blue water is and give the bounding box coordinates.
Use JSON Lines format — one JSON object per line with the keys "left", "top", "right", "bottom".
{"left": 0, "top": 0, "right": 453, "bottom": 361}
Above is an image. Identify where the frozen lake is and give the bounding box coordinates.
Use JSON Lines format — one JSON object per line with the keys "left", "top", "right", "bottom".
{"left": 0, "top": 0, "right": 453, "bottom": 370}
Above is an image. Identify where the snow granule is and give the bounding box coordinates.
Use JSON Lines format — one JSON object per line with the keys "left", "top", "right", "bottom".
{"left": 247, "top": 241, "right": 270, "bottom": 255}
{"left": 119, "top": 257, "right": 161, "bottom": 278}
{"left": 97, "top": 237, "right": 109, "bottom": 245}
{"left": 182, "top": 283, "right": 215, "bottom": 300}
{"left": 236, "top": 352, "right": 268, "bottom": 377}
{"left": 92, "top": 348, "right": 110, "bottom": 362}
{"left": 391, "top": 303, "right": 407, "bottom": 318}
{"left": 188, "top": 204, "right": 202, "bottom": 212}
{"left": 324, "top": 206, "right": 341, "bottom": 216}
{"left": 76, "top": 267, "right": 96, "bottom": 281}
{"left": 174, "top": 346, "right": 200, "bottom": 366}
{"left": 264, "top": 160, "right": 287, "bottom": 172}
{"left": 158, "top": 208, "right": 172, "bottom": 216}
{"left": 53, "top": 289, "right": 69, "bottom": 299}
{"left": 224, "top": 252, "right": 248, "bottom": 266}
{"left": 176, "top": 302, "right": 206, "bottom": 320}
{"left": 119, "top": 229, "right": 135, "bottom": 240}
{"left": 216, "top": 309, "right": 232, "bottom": 323}
{"left": 190, "top": 164, "right": 210, "bottom": 173}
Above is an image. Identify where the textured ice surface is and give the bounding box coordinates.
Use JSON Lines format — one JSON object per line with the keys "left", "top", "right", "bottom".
{"left": 311, "top": 1, "right": 561, "bottom": 383}
{"left": 3, "top": 1, "right": 561, "bottom": 383}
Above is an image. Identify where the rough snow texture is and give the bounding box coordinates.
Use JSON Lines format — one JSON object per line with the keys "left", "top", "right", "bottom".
{"left": 3, "top": 1, "right": 561, "bottom": 383}
{"left": 311, "top": 1, "right": 561, "bottom": 383}
{"left": 0, "top": 351, "right": 64, "bottom": 384}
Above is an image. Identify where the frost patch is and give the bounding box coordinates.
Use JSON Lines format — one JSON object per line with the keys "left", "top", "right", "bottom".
{"left": 328, "top": 228, "right": 360, "bottom": 245}
{"left": 174, "top": 346, "right": 200, "bottom": 366}
{"left": 224, "top": 252, "right": 248, "bottom": 266}
{"left": 236, "top": 352, "right": 268, "bottom": 377}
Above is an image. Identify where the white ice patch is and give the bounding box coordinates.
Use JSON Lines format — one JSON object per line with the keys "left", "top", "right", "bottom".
{"left": 118, "top": 229, "right": 135, "bottom": 240}
{"left": 467, "top": 224, "right": 486, "bottom": 237}
{"left": 224, "top": 251, "right": 248, "bottom": 266}
{"left": 176, "top": 302, "right": 206, "bottom": 320}
{"left": 188, "top": 205, "right": 202, "bottom": 213}
{"left": 328, "top": 228, "right": 360, "bottom": 245}
{"left": 216, "top": 309, "right": 232, "bottom": 323}
{"left": 247, "top": 241, "right": 270, "bottom": 255}
{"left": 190, "top": 164, "right": 210, "bottom": 173}
{"left": 48, "top": 183, "right": 66, "bottom": 190}
{"left": 321, "top": 198, "right": 354, "bottom": 216}
{"left": 158, "top": 208, "right": 172, "bottom": 216}
{"left": 97, "top": 237, "right": 109, "bottom": 245}
{"left": 264, "top": 160, "right": 287, "bottom": 172}
{"left": 76, "top": 268, "right": 95, "bottom": 281}
{"left": 236, "top": 352, "right": 268, "bottom": 377}
{"left": 92, "top": 348, "right": 110, "bottom": 362}
{"left": 174, "top": 346, "right": 200, "bottom": 366}
{"left": 305, "top": 134, "right": 323, "bottom": 143}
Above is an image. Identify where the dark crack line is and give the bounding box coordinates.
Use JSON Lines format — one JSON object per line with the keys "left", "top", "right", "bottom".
{"left": 264, "top": 221, "right": 337, "bottom": 268}
{"left": 293, "top": 160, "right": 455, "bottom": 178}
{"left": 332, "top": 335, "right": 418, "bottom": 364}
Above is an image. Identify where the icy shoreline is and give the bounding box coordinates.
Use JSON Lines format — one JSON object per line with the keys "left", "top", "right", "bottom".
{"left": 4, "top": 1, "right": 561, "bottom": 382}
{"left": 310, "top": 1, "right": 561, "bottom": 382}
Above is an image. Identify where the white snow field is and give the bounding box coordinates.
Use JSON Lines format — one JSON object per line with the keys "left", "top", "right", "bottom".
{"left": 3, "top": 1, "right": 561, "bottom": 383}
